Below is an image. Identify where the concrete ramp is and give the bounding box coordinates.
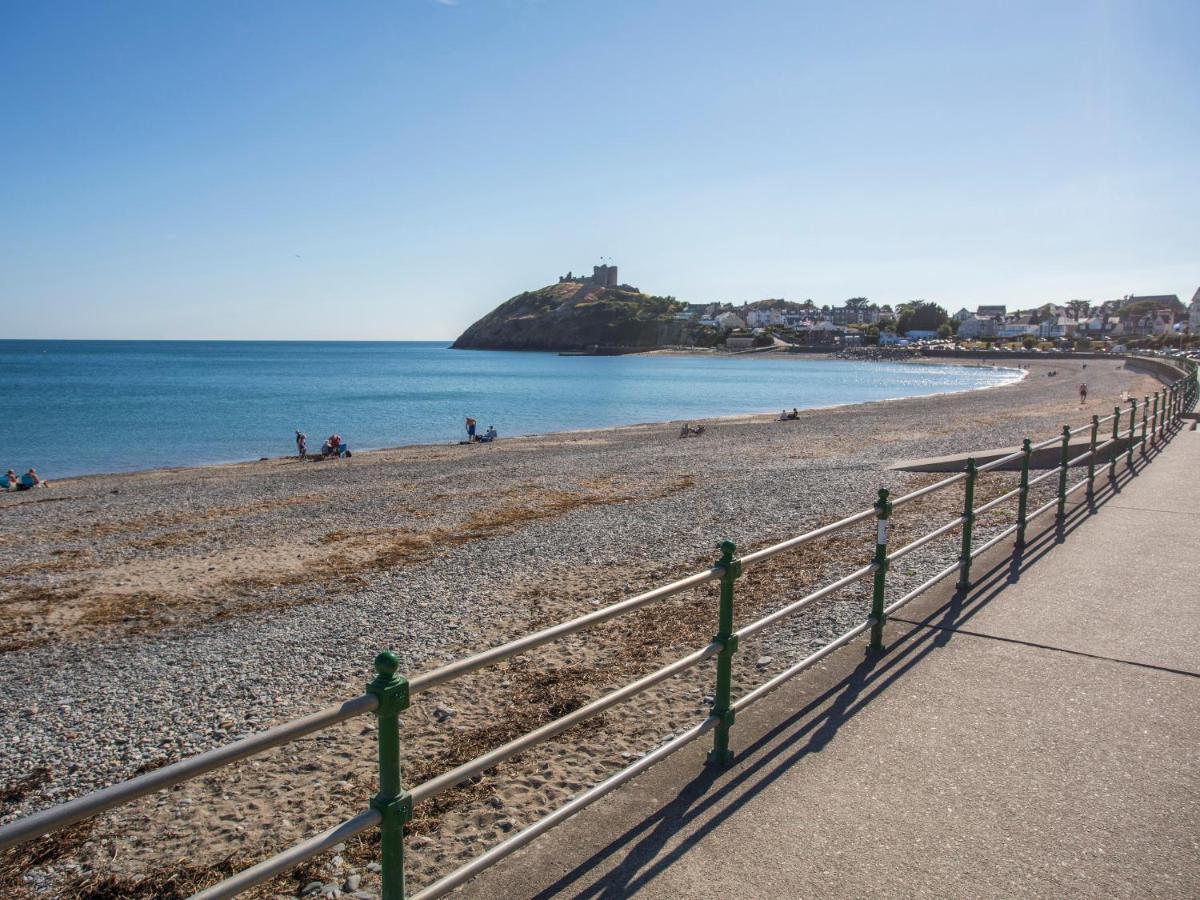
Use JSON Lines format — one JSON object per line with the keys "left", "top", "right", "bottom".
{"left": 892, "top": 437, "right": 1132, "bottom": 472}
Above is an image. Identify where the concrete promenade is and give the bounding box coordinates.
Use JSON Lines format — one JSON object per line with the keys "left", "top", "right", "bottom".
{"left": 465, "top": 426, "right": 1200, "bottom": 898}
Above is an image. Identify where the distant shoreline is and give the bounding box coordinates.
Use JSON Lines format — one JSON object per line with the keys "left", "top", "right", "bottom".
{"left": 22, "top": 356, "right": 1024, "bottom": 486}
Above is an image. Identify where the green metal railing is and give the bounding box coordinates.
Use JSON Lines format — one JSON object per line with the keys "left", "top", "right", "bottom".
{"left": 0, "top": 362, "right": 1194, "bottom": 900}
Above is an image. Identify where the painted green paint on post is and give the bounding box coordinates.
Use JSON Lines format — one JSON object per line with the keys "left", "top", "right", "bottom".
{"left": 956, "top": 458, "right": 977, "bottom": 591}
{"left": 707, "top": 540, "right": 740, "bottom": 767}
{"left": 1110, "top": 406, "right": 1121, "bottom": 481}
{"left": 1126, "top": 398, "right": 1137, "bottom": 468}
{"left": 1056, "top": 424, "right": 1070, "bottom": 520}
{"left": 1015, "top": 438, "right": 1032, "bottom": 549}
{"left": 1141, "top": 396, "right": 1149, "bottom": 454}
{"left": 1151, "top": 392, "right": 1159, "bottom": 446}
{"left": 367, "top": 651, "right": 412, "bottom": 900}
{"left": 1086, "top": 415, "right": 1099, "bottom": 501}
{"left": 868, "top": 488, "right": 892, "bottom": 654}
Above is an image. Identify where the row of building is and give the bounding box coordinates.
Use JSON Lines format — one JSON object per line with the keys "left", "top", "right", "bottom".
{"left": 954, "top": 292, "right": 1200, "bottom": 342}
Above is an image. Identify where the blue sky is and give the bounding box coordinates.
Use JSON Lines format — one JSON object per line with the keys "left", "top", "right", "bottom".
{"left": 2, "top": 0, "right": 1197, "bottom": 340}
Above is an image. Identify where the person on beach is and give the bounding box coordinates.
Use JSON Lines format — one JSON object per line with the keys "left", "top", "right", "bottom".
{"left": 465, "top": 417, "right": 477, "bottom": 442}
{"left": 480, "top": 425, "right": 498, "bottom": 442}
{"left": 1079, "top": 383, "right": 1088, "bottom": 404}
{"left": 17, "top": 469, "right": 42, "bottom": 490}
{"left": 790, "top": 407, "right": 799, "bottom": 419}
{"left": 1, "top": 470, "right": 16, "bottom": 491}
{"left": 777, "top": 410, "right": 789, "bottom": 421}
{"left": 295, "top": 431, "right": 307, "bottom": 458}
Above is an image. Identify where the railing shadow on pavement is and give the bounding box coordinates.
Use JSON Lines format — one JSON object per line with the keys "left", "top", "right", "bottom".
{"left": 525, "top": 449, "right": 1162, "bottom": 900}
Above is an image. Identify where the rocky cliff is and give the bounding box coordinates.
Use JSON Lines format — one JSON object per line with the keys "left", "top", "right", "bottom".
{"left": 451, "top": 282, "right": 710, "bottom": 351}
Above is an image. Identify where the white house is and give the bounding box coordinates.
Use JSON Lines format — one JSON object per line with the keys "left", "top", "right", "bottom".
{"left": 1189, "top": 287, "right": 1200, "bottom": 333}
{"left": 714, "top": 311, "right": 746, "bottom": 331}
{"left": 956, "top": 316, "right": 998, "bottom": 340}
{"left": 953, "top": 308, "right": 973, "bottom": 323}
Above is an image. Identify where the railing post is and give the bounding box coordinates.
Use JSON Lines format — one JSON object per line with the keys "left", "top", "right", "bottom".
{"left": 1110, "top": 405, "right": 1121, "bottom": 481}
{"left": 1015, "top": 438, "right": 1032, "bottom": 548}
{"left": 367, "top": 651, "right": 412, "bottom": 900}
{"left": 956, "top": 458, "right": 977, "bottom": 591}
{"left": 1141, "top": 395, "right": 1149, "bottom": 454}
{"left": 1126, "top": 398, "right": 1137, "bottom": 468}
{"left": 1151, "top": 392, "right": 1160, "bottom": 447}
{"left": 1086, "top": 415, "right": 1099, "bottom": 501}
{"left": 707, "top": 540, "right": 741, "bottom": 767}
{"left": 1056, "top": 425, "right": 1070, "bottom": 520}
{"left": 868, "top": 488, "right": 892, "bottom": 655}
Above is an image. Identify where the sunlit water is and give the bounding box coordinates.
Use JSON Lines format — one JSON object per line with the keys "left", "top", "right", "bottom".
{"left": 0, "top": 341, "right": 1021, "bottom": 478}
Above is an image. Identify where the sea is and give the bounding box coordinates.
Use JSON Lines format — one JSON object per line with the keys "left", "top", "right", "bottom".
{"left": 0, "top": 341, "right": 1021, "bottom": 479}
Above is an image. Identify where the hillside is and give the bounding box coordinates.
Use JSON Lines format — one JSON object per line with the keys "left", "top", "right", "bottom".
{"left": 452, "top": 281, "right": 711, "bottom": 351}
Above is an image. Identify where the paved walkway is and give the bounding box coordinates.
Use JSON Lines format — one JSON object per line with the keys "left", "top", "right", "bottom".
{"left": 464, "top": 426, "right": 1200, "bottom": 898}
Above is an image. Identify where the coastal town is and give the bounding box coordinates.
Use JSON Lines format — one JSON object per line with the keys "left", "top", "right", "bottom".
{"left": 675, "top": 288, "right": 1200, "bottom": 351}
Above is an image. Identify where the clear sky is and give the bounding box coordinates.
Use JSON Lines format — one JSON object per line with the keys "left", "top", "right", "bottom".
{"left": 2, "top": 0, "right": 1197, "bottom": 340}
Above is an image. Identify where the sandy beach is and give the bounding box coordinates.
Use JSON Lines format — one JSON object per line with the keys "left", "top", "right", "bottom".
{"left": 0, "top": 357, "right": 1166, "bottom": 898}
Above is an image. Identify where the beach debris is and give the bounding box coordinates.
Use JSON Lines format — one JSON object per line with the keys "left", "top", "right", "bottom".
{"left": 366, "top": 863, "right": 382, "bottom": 874}
{"left": 433, "top": 704, "right": 456, "bottom": 722}
{"left": 300, "top": 881, "right": 324, "bottom": 897}
{"left": 755, "top": 656, "right": 773, "bottom": 670}
{"left": 343, "top": 873, "right": 362, "bottom": 892}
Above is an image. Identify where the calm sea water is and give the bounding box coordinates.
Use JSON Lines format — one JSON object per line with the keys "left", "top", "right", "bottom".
{"left": 0, "top": 341, "right": 1020, "bottom": 479}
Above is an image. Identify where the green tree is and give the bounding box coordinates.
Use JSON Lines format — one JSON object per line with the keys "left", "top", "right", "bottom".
{"left": 897, "top": 301, "right": 949, "bottom": 334}
{"left": 1022, "top": 335, "right": 1038, "bottom": 349}
{"left": 937, "top": 322, "right": 953, "bottom": 339}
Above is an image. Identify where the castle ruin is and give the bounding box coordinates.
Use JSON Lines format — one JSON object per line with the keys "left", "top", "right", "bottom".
{"left": 559, "top": 263, "right": 619, "bottom": 287}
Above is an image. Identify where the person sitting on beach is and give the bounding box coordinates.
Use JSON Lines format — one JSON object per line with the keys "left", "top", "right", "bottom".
{"left": 789, "top": 408, "right": 800, "bottom": 419}
{"left": 1, "top": 470, "right": 16, "bottom": 491}
{"left": 17, "top": 469, "right": 42, "bottom": 490}
{"left": 296, "top": 430, "right": 307, "bottom": 458}
{"left": 320, "top": 434, "right": 342, "bottom": 457}
{"left": 480, "top": 425, "right": 498, "bottom": 442}
{"left": 778, "top": 410, "right": 789, "bottom": 421}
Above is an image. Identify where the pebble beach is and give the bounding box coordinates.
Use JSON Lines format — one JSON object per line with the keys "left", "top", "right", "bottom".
{"left": 0, "top": 356, "right": 1165, "bottom": 898}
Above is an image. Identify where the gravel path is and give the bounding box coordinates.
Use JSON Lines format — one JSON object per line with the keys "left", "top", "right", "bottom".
{"left": 0, "top": 356, "right": 1163, "bottom": 897}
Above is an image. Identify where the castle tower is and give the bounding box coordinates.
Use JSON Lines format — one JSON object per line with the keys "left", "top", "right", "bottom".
{"left": 592, "top": 263, "right": 618, "bottom": 287}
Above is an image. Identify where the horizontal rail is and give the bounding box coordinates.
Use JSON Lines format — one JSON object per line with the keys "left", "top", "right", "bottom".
{"left": 411, "top": 716, "right": 719, "bottom": 900}
{"left": 190, "top": 809, "right": 381, "bottom": 900}
{"left": 739, "top": 507, "right": 875, "bottom": 568}
{"left": 1027, "top": 495, "right": 1060, "bottom": 522}
{"left": 889, "top": 471, "right": 966, "bottom": 509}
{"left": 1026, "top": 466, "right": 1062, "bottom": 489}
{"left": 1064, "top": 478, "right": 1089, "bottom": 498}
{"left": 970, "top": 523, "right": 1019, "bottom": 559}
{"left": 408, "top": 567, "right": 723, "bottom": 694}
{"left": 735, "top": 563, "right": 875, "bottom": 641}
{"left": 886, "top": 516, "right": 965, "bottom": 562}
{"left": 1066, "top": 447, "right": 1096, "bottom": 467}
{"left": 1096, "top": 412, "right": 1117, "bottom": 426}
{"left": 975, "top": 448, "right": 1025, "bottom": 473}
{"left": 1030, "top": 433, "right": 1063, "bottom": 451}
{"left": 410, "top": 640, "right": 721, "bottom": 804}
{"left": 1068, "top": 422, "right": 1093, "bottom": 437}
{"left": 733, "top": 619, "right": 874, "bottom": 713}
{"left": 973, "top": 485, "right": 1022, "bottom": 517}
{"left": 883, "top": 559, "right": 964, "bottom": 615}
{"left": 0, "top": 694, "right": 378, "bottom": 853}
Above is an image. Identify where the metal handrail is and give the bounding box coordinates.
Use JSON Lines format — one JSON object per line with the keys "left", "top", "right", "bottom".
{"left": 738, "top": 507, "right": 876, "bottom": 567}
{"left": 410, "top": 716, "right": 720, "bottom": 900}
{"left": 409, "top": 640, "right": 722, "bottom": 804}
{"left": 889, "top": 471, "right": 966, "bottom": 508}
{"left": 193, "top": 810, "right": 382, "bottom": 900}
{"left": 409, "top": 566, "right": 724, "bottom": 694}
{"left": 735, "top": 563, "right": 876, "bottom": 641}
{"left": 1, "top": 367, "right": 1193, "bottom": 900}
{"left": 0, "top": 694, "right": 378, "bottom": 853}
{"left": 886, "top": 516, "right": 965, "bottom": 562}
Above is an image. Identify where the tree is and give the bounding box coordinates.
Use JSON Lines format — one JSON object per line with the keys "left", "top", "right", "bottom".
{"left": 1067, "top": 299, "right": 1090, "bottom": 321}
{"left": 846, "top": 297, "right": 869, "bottom": 308}
{"left": 897, "top": 301, "right": 949, "bottom": 334}
{"left": 937, "top": 323, "right": 952, "bottom": 339}
{"left": 1022, "top": 335, "right": 1038, "bottom": 349}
